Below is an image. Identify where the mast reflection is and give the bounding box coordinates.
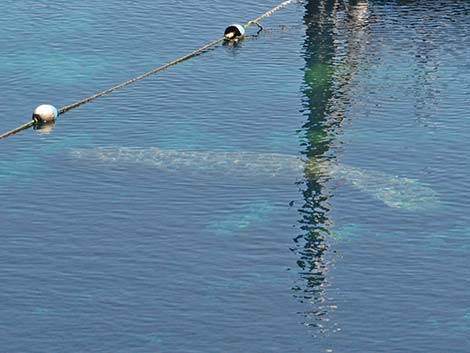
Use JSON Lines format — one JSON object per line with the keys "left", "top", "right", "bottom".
{"left": 293, "top": 0, "right": 369, "bottom": 331}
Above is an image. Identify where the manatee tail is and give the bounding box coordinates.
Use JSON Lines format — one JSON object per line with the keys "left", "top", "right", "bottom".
{"left": 329, "top": 164, "right": 439, "bottom": 211}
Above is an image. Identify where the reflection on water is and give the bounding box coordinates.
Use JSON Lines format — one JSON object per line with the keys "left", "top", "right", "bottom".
{"left": 2, "top": 0, "right": 469, "bottom": 351}
{"left": 293, "top": 0, "right": 370, "bottom": 331}
{"left": 294, "top": 0, "right": 470, "bottom": 346}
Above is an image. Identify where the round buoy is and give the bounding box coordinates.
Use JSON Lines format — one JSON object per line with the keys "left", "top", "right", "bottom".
{"left": 224, "top": 24, "right": 245, "bottom": 40}
{"left": 32, "top": 104, "right": 58, "bottom": 124}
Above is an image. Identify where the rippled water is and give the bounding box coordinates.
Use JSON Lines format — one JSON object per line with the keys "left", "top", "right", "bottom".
{"left": 1, "top": 1, "right": 469, "bottom": 352}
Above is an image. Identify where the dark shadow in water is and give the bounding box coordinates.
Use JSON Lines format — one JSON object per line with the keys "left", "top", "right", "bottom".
{"left": 292, "top": 0, "right": 370, "bottom": 332}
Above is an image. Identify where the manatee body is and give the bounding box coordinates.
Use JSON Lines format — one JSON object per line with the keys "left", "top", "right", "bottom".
{"left": 71, "top": 147, "right": 306, "bottom": 178}
{"left": 71, "top": 147, "right": 438, "bottom": 210}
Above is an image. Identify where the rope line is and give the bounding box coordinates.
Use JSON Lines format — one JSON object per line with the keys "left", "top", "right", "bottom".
{"left": 0, "top": 121, "right": 35, "bottom": 140}
{"left": 0, "top": 0, "right": 297, "bottom": 140}
{"left": 245, "top": 0, "right": 295, "bottom": 29}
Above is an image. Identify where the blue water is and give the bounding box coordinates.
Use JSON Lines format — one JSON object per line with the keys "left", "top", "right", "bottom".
{"left": 1, "top": 1, "right": 469, "bottom": 352}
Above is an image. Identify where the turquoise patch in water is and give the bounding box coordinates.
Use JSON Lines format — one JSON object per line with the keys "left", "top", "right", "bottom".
{"left": 206, "top": 201, "right": 274, "bottom": 236}
{"left": 0, "top": 52, "right": 112, "bottom": 85}
{"left": 332, "top": 223, "right": 367, "bottom": 242}
{"left": 32, "top": 307, "right": 56, "bottom": 316}
{"left": 144, "top": 334, "right": 163, "bottom": 345}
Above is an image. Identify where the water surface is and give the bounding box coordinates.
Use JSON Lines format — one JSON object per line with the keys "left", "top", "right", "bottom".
{"left": 1, "top": 1, "right": 469, "bottom": 352}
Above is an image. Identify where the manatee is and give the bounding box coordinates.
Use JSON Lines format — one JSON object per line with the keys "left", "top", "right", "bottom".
{"left": 71, "top": 146, "right": 439, "bottom": 211}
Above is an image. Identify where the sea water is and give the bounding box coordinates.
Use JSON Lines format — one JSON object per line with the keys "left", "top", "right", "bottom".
{"left": 1, "top": 1, "right": 469, "bottom": 352}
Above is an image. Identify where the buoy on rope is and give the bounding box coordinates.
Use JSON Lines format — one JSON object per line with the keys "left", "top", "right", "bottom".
{"left": 1, "top": 0, "right": 296, "bottom": 141}
{"left": 32, "top": 104, "right": 58, "bottom": 124}
{"left": 224, "top": 24, "right": 246, "bottom": 40}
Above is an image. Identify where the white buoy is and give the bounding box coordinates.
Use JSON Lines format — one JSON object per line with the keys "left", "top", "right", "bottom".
{"left": 224, "top": 24, "right": 246, "bottom": 40}
{"left": 32, "top": 104, "right": 58, "bottom": 124}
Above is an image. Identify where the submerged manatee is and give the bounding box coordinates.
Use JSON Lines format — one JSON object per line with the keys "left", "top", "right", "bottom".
{"left": 71, "top": 146, "right": 438, "bottom": 211}
{"left": 72, "top": 147, "right": 305, "bottom": 177}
